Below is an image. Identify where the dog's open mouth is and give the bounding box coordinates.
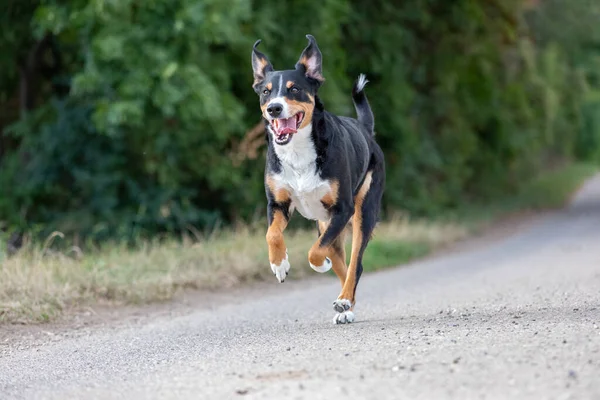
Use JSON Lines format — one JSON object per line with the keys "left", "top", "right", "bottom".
{"left": 271, "top": 112, "right": 304, "bottom": 145}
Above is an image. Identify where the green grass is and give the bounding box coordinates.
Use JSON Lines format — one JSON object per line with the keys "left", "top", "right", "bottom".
{"left": 444, "top": 162, "right": 599, "bottom": 227}
{"left": 0, "top": 162, "right": 597, "bottom": 324}
{"left": 0, "top": 218, "right": 467, "bottom": 324}
{"left": 359, "top": 240, "right": 430, "bottom": 273}
{"left": 514, "top": 162, "right": 598, "bottom": 208}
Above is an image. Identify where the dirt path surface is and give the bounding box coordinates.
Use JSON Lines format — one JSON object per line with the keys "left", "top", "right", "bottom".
{"left": 2, "top": 176, "right": 600, "bottom": 400}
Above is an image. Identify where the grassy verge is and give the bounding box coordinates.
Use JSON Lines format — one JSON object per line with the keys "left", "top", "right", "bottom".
{"left": 446, "top": 162, "right": 599, "bottom": 229}
{"left": 1, "top": 162, "right": 597, "bottom": 324}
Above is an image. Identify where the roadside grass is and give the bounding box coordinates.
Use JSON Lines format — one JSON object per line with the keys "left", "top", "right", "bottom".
{"left": 508, "top": 162, "right": 599, "bottom": 209}
{"left": 0, "top": 162, "right": 596, "bottom": 324}
{"left": 447, "top": 162, "right": 599, "bottom": 229}
{"left": 0, "top": 218, "right": 467, "bottom": 323}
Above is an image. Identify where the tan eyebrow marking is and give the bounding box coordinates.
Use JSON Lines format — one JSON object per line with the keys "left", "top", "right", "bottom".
{"left": 266, "top": 82, "right": 273, "bottom": 91}
{"left": 286, "top": 81, "right": 295, "bottom": 89}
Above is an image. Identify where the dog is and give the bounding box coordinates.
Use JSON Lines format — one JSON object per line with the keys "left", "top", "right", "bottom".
{"left": 251, "top": 34, "right": 385, "bottom": 324}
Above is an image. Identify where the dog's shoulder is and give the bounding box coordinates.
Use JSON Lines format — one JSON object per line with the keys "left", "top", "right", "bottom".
{"left": 318, "top": 112, "right": 371, "bottom": 155}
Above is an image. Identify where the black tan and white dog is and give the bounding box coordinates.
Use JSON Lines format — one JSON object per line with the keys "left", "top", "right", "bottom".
{"left": 251, "top": 35, "right": 385, "bottom": 324}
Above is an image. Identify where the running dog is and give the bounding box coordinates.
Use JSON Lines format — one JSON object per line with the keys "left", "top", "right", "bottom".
{"left": 251, "top": 34, "right": 385, "bottom": 324}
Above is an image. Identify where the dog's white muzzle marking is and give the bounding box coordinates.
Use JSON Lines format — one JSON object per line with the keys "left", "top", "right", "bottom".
{"left": 265, "top": 97, "right": 290, "bottom": 120}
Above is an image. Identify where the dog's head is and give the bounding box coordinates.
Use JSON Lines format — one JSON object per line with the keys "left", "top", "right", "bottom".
{"left": 251, "top": 34, "right": 324, "bottom": 146}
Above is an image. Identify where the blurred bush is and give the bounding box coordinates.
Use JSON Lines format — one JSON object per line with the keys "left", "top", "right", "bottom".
{"left": 0, "top": 0, "right": 599, "bottom": 242}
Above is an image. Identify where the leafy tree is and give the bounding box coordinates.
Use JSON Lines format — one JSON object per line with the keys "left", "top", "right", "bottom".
{"left": 0, "top": 0, "right": 597, "bottom": 243}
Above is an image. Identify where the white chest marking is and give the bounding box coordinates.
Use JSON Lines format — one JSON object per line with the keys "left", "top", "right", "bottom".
{"left": 270, "top": 124, "right": 331, "bottom": 222}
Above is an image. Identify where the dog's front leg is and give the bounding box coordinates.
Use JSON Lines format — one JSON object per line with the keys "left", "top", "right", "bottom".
{"left": 265, "top": 184, "right": 292, "bottom": 282}
{"left": 308, "top": 202, "right": 353, "bottom": 273}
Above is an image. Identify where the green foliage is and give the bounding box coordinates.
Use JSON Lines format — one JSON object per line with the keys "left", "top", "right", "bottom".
{"left": 515, "top": 162, "right": 599, "bottom": 209}
{"left": 0, "top": 0, "right": 599, "bottom": 243}
{"left": 354, "top": 240, "right": 430, "bottom": 274}
{"left": 525, "top": 0, "right": 600, "bottom": 162}
{"left": 3, "top": 98, "right": 221, "bottom": 240}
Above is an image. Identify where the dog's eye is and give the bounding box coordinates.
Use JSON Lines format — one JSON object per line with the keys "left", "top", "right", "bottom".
{"left": 290, "top": 86, "right": 300, "bottom": 93}
{"left": 262, "top": 89, "right": 270, "bottom": 95}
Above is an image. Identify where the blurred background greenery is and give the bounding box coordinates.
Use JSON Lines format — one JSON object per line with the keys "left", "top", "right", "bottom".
{"left": 1, "top": 0, "right": 599, "bottom": 244}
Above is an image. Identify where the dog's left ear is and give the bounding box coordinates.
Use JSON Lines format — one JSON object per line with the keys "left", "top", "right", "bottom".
{"left": 295, "top": 34, "right": 324, "bottom": 84}
{"left": 252, "top": 39, "right": 273, "bottom": 89}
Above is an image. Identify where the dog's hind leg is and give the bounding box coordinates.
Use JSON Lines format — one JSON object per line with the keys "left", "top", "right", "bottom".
{"left": 307, "top": 196, "right": 353, "bottom": 274}
{"left": 316, "top": 221, "right": 348, "bottom": 286}
{"left": 333, "top": 169, "right": 383, "bottom": 324}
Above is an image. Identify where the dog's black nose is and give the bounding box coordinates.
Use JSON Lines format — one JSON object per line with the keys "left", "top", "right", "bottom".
{"left": 267, "top": 103, "right": 283, "bottom": 117}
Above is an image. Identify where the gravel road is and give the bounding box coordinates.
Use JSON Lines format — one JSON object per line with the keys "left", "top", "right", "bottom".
{"left": 1, "top": 176, "right": 600, "bottom": 400}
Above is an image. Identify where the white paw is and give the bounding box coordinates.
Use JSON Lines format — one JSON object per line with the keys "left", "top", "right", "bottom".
{"left": 333, "top": 311, "right": 355, "bottom": 325}
{"left": 270, "top": 252, "right": 290, "bottom": 283}
{"left": 310, "top": 257, "right": 332, "bottom": 273}
{"left": 332, "top": 298, "right": 352, "bottom": 313}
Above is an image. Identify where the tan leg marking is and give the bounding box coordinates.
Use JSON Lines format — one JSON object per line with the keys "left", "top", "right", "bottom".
{"left": 266, "top": 176, "right": 291, "bottom": 203}
{"left": 339, "top": 172, "right": 373, "bottom": 304}
{"left": 316, "top": 221, "right": 348, "bottom": 286}
{"left": 307, "top": 180, "right": 340, "bottom": 268}
{"left": 320, "top": 180, "right": 339, "bottom": 209}
{"left": 308, "top": 240, "right": 329, "bottom": 269}
{"left": 265, "top": 176, "right": 291, "bottom": 266}
{"left": 266, "top": 210, "right": 288, "bottom": 265}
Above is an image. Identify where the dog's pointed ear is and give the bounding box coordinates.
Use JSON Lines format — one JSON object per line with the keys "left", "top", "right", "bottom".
{"left": 295, "top": 34, "right": 324, "bottom": 84}
{"left": 252, "top": 40, "right": 273, "bottom": 89}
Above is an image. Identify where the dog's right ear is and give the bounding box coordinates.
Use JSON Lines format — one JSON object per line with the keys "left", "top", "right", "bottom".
{"left": 252, "top": 40, "right": 273, "bottom": 90}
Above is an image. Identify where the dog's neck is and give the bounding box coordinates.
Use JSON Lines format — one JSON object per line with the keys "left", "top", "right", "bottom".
{"left": 314, "top": 95, "right": 325, "bottom": 112}
{"left": 273, "top": 123, "right": 316, "bottom": 170}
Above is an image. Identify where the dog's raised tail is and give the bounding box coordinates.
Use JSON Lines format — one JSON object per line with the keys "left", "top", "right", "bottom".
{"left": 352, "top": 73, "right": 374, "bottom": 134}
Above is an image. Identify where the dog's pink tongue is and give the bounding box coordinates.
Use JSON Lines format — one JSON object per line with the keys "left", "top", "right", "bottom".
{"left": 276, "top": 117, "right": 297, "bottom": 136}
